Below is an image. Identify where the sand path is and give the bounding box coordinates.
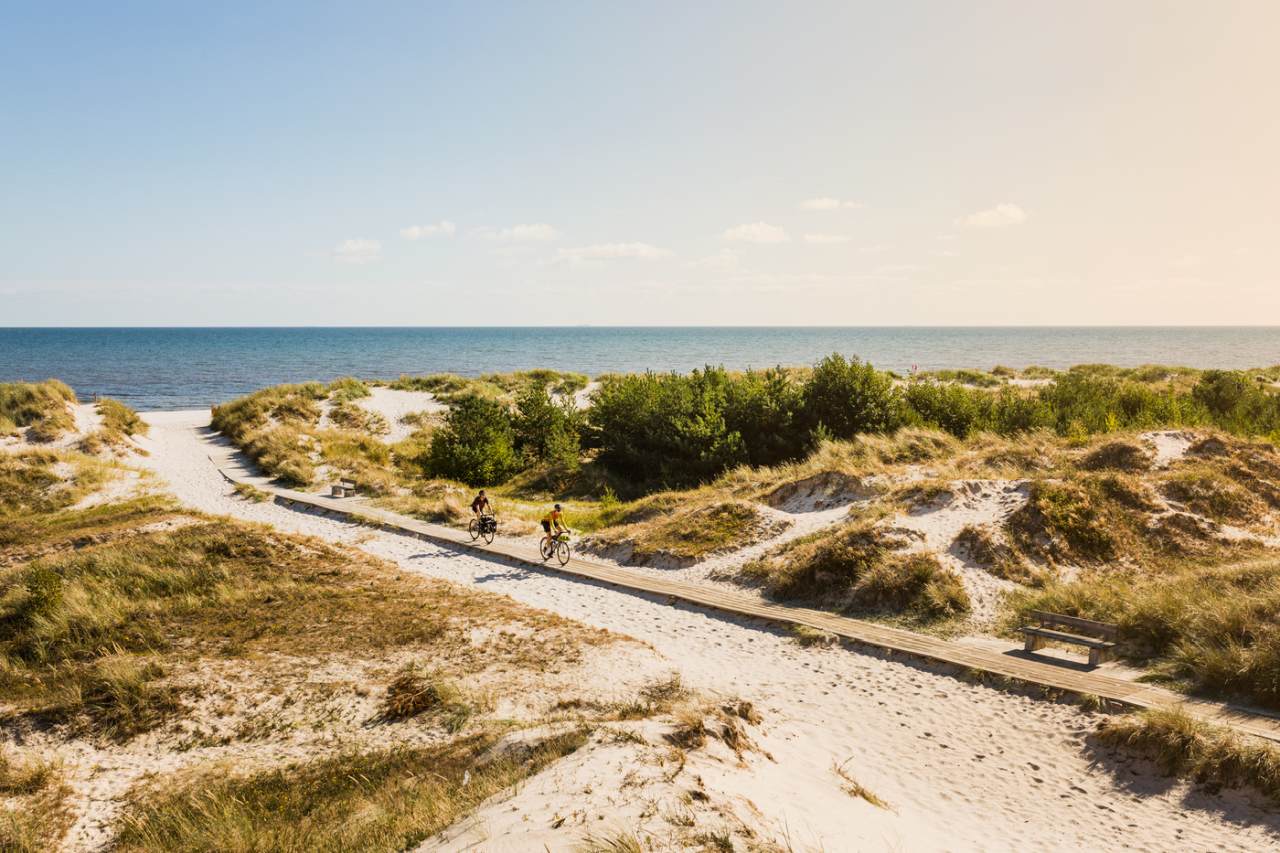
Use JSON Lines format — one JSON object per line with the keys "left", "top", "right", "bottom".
{"left": 131, "top": 410, "right": 1280, "bottom": 852}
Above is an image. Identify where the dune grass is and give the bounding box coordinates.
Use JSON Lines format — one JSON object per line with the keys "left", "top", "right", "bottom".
{"left": 583, "top": 499, "right": 777, "bottom": 564}
{"left": 1094, "top": 709, "right": 1280, "bottom": 803}
{"left": 0, "top": 750, "right": 72, "bottom": 853}
{"left": 0, "top": 507, "right": 600, "bottom": 739}
{"left": 112, "top": 729, "right": 590, "bottom": 853}
{"left": 96, "top": 397, "right": 148, "bottom": 437}
{"left": 740, "top": 519, "right": 969, "bottom": 623}
{"left": 388, "top": 369, "right": 588, "bottom": 404}
{"left": 1006, "top": 556, "right": 1280, "bottom": 708}
{"left": 0, "top": 379, "right": 77, "bottom": 442}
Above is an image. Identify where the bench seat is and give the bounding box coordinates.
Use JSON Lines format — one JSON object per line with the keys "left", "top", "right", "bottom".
{"left": 1020, "top": 625, "right": 1117, "bottom": 666}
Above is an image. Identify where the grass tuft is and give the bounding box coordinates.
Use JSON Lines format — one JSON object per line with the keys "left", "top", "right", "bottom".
{"left": 1094, "top": 709, "right": 1280, "bottom": 802}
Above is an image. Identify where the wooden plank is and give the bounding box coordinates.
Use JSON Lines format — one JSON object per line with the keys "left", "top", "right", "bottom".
{"left": 231, "top": 471, "right": 1280, "bottom": 744}
{"left": 1028, "top": 610, "right": 1119, "bottom": 640}
{"left": 1019, "top": 626, "right": 1115, "bottom": 650}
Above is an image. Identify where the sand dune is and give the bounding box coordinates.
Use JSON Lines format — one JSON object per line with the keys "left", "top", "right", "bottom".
{"left": 122, "top": 409, "right": 1280, "bottom": 851}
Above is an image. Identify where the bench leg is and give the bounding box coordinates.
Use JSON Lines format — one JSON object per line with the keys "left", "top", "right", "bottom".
{"left": 1088, "top": 648, "right": 1102, "bottom": 667}
{"left": 1024, "top": 634, "right": 1044, "bottom": 653}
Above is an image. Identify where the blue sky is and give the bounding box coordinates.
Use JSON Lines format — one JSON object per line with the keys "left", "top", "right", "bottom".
{"left": 2, "top": 1, "right": 1277, "bottom": 325}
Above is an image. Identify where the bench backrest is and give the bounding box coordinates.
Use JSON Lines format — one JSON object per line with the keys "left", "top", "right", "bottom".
{"left": 1028, "top": 610, "right": 1119, "bottom": 640}
{"left": 339, "top": 478, "right": 358, "bottom": 488}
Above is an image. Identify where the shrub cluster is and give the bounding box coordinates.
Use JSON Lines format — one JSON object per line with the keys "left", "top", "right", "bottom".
{"left": 590, "top": 358, "right": 1280, "bottom": 489}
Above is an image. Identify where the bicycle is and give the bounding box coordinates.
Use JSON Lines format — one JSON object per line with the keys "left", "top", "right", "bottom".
{"left": 539, "top": 529, "right": 571, "bottom": 566}
{"left": 468, "top": 512, "right": 497, "bottom": 545}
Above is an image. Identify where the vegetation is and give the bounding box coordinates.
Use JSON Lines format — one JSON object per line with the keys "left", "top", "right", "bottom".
{"left": 740, "top": 520, "right": 969, "bottom": 623}
{"left": 0, "top": 379, "right": 77, "bottom": 442}
{"left": 0, "top": 750, "right": 71, "bottom": 853}
{"left": 1094, "top": 709, "right": 1280, "bottom": 803}
{"left": 0, "top": 446, "right": 640, "bottom": 850}
{"left": 113, "top": 730, "right": 589, "bottom": 853}
{"left": 583, "top": 499, "right": 776, "bottom": 565}
{"left": 389, "top": 369, "right": 588, "bottom": 404}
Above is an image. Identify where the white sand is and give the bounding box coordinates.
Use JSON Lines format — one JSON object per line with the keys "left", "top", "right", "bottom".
{"left": 1140, "top": 429, "right": 1198, "bottom": 468}
{"left": 358, "top": 387, "right": 446, "bottom": 442}
{"left": 882, "top": 480, "right": 1030, "bottom": 623}
{"left": 118, "top": 409, "right": 1280, "bottom": 851}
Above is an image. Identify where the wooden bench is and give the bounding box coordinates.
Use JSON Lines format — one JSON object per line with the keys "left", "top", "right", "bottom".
{"left": 331, "top": 478, "right": 358, "bottom": 498}
{"left": 1020, "top": 610, "right": 1119, "bottom": 667}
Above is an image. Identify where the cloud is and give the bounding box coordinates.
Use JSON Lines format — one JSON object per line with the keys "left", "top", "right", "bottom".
{"left": 555, "top": 242, "right": 671, "bottom": 263}
{"left": 723, "top": 222, "right": 790, "bottom": 244}
{"left": 400, "top": 221, "right": 456, "bottom": 240}
{"left": 955, "top": 203, "right": 1027, "bottom": 228}
{"left": 477, "top": 223, "right": 561, "bottom": 241}
{"left": 802, "top": 233, "right": 850, "bottom": 244}
{"left": 687, "top": 249, "right": 739, "bottom": 270}
{"left": 333, "top": 238, "right": 381, "bottom": 264}
{"left": 799, "top": 197, "right": 863, "bottom": 210}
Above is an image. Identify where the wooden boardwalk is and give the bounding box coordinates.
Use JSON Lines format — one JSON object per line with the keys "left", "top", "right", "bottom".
{"left": 227, "top": 470, "right": 1280, "bottom": 744}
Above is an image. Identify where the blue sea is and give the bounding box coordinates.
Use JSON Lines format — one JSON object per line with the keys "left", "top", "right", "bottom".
{"left": 1, "top": 327, "right": 1277, "bottom": 411}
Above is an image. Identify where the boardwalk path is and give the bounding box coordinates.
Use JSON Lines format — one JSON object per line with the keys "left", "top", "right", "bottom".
{"left": 223, "top": 468, "right": 1280, "bottom": 744}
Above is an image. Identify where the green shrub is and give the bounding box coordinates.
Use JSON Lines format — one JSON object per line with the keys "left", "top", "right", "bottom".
{"left": 512, "top": 384, "right": 583, "bottom": 483}
{"left": 801, "top": 354, "right": 903, "bottom": 439}
{"left": 425, "top": 396, "right": 520, "bottom": 486}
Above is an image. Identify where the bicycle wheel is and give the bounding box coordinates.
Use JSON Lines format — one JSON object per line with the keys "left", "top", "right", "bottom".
{"left": 556, "top": 539, "right": 571, "bottom": 566}
{"left": 539, "top": 537, "right": 554, "bottom": 561}
{"left": 468, "top": 519, "right": 480, "bottom": 541}
{"left": 482, "top": 520, "right": 495, "bottom": 545}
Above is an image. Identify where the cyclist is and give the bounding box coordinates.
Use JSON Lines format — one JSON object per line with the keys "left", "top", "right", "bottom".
{"left": 540, "top": 503, "right": 567, "bottom": 549}
{"left": 470, "top": 489, "right": 491, "bottom": 518}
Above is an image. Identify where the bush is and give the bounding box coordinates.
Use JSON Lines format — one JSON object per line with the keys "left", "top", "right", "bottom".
{"left": 425, "top": 395, "right": 520, "bottom": 486}
{"left": 850, "top": 553, "right": 970, "bottom": 619}
{"left": 801, "top": 354, "right": 903, "bottom": 439}
{"left": 590, "top": 367, "right": 752, "bottom": 488}
{"left": 512, "top": 385, "right": 583, "bottom": 483}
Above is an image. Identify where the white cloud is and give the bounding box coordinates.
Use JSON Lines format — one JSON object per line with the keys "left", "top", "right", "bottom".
{"left": 555, "top": 242, "right": 671, "bottom": 263}
{"left": 477, "top": 223, "right": 561, "bottom": 241}
{"left": 802, "top": 233, "right": 851, "bottom": 244}
{"left": 723, "top": 222, "right": 791, "bottom": 244}
{"left": 687, "top": 249, "right": 739, "bottom": 270}
{"left": 800, "top": 197, "right": 863, "bottom": 210}
{"left": 955, "top": 203, "right": 1028, "bottom": 228}
{"left": 400, "top": 221, "right": 456, "bottom": 240}
{"left": 333, "top": 238, "right": 381, "bottom": 264}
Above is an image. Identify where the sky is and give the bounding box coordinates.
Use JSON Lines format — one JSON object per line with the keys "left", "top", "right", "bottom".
{"left": 2, "top": 1, "right": 1278, "bottom": 326}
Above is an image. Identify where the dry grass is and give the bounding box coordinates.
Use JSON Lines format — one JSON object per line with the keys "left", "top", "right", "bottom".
{"left": 739, "top": 518, "right": 969, "bottom": 622}
{"left": 232, "top": 482, "right": 271, "bottom": 502}
{"left": 97, "top": 397, "right": 149, "bottom": 437}
{"left": 952, "top": 524, "right": 1044, "bottom": 585}
{"left": 0, "top": 509, "right": 606, "bottom": 739}
{"left": 1079, "top": 439, "right": 1153, "bottom": 472}
{"left": 832, "top": 758, "right": 890, "bottom": 809}
{"left": 0, "top": 379, "right": 77, "bottom": 442}
{"left": 113, "top": 729, "right": 590, "bottom": 853}
{"left": 584, "top": 500, "right": 781, "bottom": 565}
{"left": 1094, "top": 709, "right": 1280, "bottom": 802}
{"left": 1006, "top": 556, "right": 1280, "bottom": 708}
{"left": 376, "top": 667, "right": 473, "bottom": 732}
{"left": 0, "top": 750, "right": 73, "bottom": 852}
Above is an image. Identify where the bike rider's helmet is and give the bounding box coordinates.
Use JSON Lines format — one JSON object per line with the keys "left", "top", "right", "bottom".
{"left": 554, "top": 503, "right": 562, "bottom": 511}
{"left": 479, "top": 489, "right": 486, "bottom": 496}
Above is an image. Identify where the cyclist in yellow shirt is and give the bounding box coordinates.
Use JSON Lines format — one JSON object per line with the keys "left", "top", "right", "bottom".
{"left": 540, "top": 504, "right": 566, "bottom": 550}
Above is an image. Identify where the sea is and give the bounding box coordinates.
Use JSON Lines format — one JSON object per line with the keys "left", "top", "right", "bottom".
{"left": 1, "top": 327, "right": 1277, "bottom": 412}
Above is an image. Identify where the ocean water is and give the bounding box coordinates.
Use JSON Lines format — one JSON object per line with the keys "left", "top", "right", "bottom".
{"left": 1, "top": 327, "right": 1277, "bottom": 411}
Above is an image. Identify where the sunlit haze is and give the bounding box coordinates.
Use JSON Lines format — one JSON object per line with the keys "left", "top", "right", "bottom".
{"left": 2, "top": 1, "right": 1277, "bottom": 326}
